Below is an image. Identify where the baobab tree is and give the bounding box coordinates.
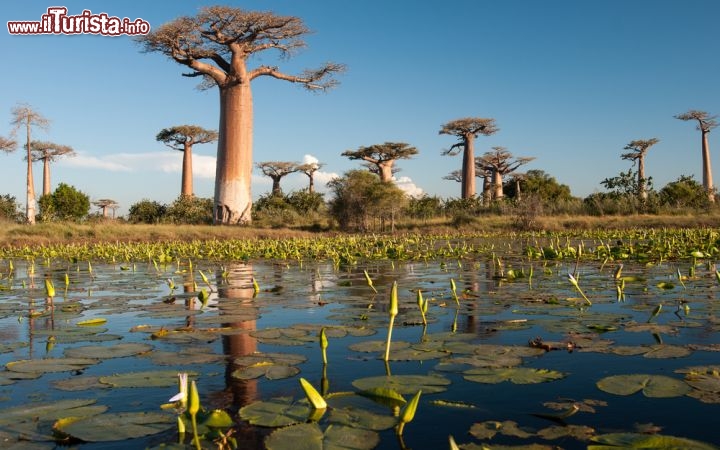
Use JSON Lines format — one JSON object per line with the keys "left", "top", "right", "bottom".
{"left": 675, "top": 110, "right": 718, "bottom": 203}
{"left": 440, "top": 118, "right": 499, "bottom": 199}
{"left": 10, "top": 104, "right": 49, "bottom": 225}
{"left": 29, "top": 141, "right": 75, "bottom": 196}
{"left": 256, "top": 161, "right": 298, "bottom": 196}
{"left": 156, "top": 125, "right": 218, "bottom": 197}
{"left": 139, "top": 6, "right": 344, "bottom": 224}
{"left": 297, "top": 161, "right": 325, "bottom": 194}
{"left": 93, "top": 199, "right": 119, "bottom": 218}
{"left": 0, "top": 136, "right": 16, "bottom": 153}
{"left": 445, "top": 165, "right": 493, "bottom": 204}
{"left": 477, "top": 147, "right": 534, "bottom": 201}
{"left": 341, "top": 142, "right": 418, "bottom": 182}
{"left": 621, "top": 138, "right": 659, "bottom": 201}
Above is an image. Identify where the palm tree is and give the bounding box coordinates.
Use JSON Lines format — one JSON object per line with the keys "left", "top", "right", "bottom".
{"left": 156, "top": 125, "right": 218, "bottom": 197}
{"left": 621, "top": 138, "right": 659, "bottom": 201}
{"left": 10, "top": 104, "right": 49, "bottom": 225}
{"left": 675, "top": 110, "right": 718, "bottom": 202}
{"left": 139, "top": 6, "right": 344, "bottom": 224}
{"left": 440, "top": 118, "right": 498, "bottom": 199}
{"left": 29, "top": 141, "right": 75, "bottom": 196}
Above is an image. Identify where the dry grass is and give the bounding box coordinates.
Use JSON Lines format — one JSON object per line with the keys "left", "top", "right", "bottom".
{"left": 0, "top": 213, "right": 718, "bottom": 248}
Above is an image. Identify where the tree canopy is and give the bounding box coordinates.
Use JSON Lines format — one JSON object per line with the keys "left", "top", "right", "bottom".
{"left": 342, "top": 142, "right": 418, "bottom": 182}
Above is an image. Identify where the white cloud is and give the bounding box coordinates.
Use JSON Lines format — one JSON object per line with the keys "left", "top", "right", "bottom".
{"left": 393, "top": 176, "right": 424, "bottom": 198}
{"left": 61, "top": 152, "right": 132, "bottom": 171}
{"left": 61, "top": 151, "right": 219, "bottom": 179}
{"left": 303, "top": 154, "right": 320, "bottom": 166}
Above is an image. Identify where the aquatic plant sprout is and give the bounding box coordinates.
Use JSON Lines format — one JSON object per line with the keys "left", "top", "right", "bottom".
{"left": 567, "top": 272, "right": 592, "bottom": 305}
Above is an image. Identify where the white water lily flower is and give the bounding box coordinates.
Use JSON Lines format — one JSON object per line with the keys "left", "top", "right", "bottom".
{"left": 169, "top": 372, "right": 188, "bottom": 409}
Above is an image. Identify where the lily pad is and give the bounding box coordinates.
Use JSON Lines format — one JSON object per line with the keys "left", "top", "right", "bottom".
{"left": 64, "top": 343, "right": 153, "bottom": 359}
{"left": 264, "top": 423, "right": 379, "bottom": 450}
{"left": 239, "top": 397, "right": 311, "bottom": 427}
{"left": 596, "top": 374, "right": 691, "bottom": 398}
{"left": 53, "top": 411, "right": 174, "bottom": 442}
{"left": 99, "top": 370, "right": 197, "bottom": 388}
{"left": 469, "top": 420, "right": 534, "bottom": 439}
{"left": 327, "top": 407, "right": 397, "bottom": 431}
{"left": 352, "top": 374, "right": 451, "bottom": 394}
{"left": 6, "top": 357, "right": 98, "bottom": 374}
{"left": 232, "top": 363, "right": 300, "bottom": 381}
{"left": 464, "top": 367, "right": 566, "bottom": 384}
{"left": 0, "top": 399, "right": 106, "bottom": 426}
{"left": 588, "top": 432, "right": 718, "bottom": 449}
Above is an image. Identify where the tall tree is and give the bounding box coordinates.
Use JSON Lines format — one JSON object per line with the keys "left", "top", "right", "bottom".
{"left": 256, "top": 161, "right": 298, "bottom": 196}
{"left": 440, "top": 118, "right": 498, "bottom": 199}
{"left": 10, "top": 104, "right": 49, "bottom": 225}
{"left": 156, "top": 125, "right": 218, "bottom": 197}
{"left": 621, "top": 138, "right": 659, "bottom": 201}
{"left": 341, "top": 142, "right": 418, "bottom": 182}
{"left": 675, "top": 110, "right": 718, "bottom": 202}
{"left": 29, "top": 141, "right": 75, "bottom": 196}
{"left": 445, "top": 165, "right": 493, "bottom": 204}
{"left": 93, "top": 198, "right": 119, "bottom": 218}
{"left": 477, "top": 147, "right": 534, "bottom": 200}
{"left": 297, "top": 161, "right": 325, "bottom": 194}
{"left": 139, "top": 6, "right": 344, "bottom": 224}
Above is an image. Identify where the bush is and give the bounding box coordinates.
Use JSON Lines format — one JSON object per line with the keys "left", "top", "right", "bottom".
{"left": 39, "top": 183, "right": 90, "bottom": 222}
{"left": 165, "top": 195, "right": 213, "bottom": 225}
{"left": 0, "top": 194, "right": 22, "bottom": 223}
{"left": 406, "top": 195, "right": 442, "bottom": 221}
{"left": 659, "top": 175, "right": 711, "bottom": 210}
{"left": 128, "top": 199, "right": 166, "bottom": 224}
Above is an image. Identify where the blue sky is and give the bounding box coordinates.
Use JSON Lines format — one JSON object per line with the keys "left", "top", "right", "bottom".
{"left": 1, "top": 0, "right": 719, "bottom": 216}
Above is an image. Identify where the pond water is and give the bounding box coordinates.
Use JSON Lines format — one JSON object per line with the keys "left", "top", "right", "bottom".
{"left": 0, "top": 252, "right": 719, "bottom": 449}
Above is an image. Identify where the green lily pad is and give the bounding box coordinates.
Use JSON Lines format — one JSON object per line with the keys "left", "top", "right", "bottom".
{"left": 464, "top": 367, "right": 566, "bottom": 384}
{"left": 233, "top": 352, "right": 307, "bottom": 367}
{"left": 588, "top": 432, "right": 718, "bottom": 449}
{"left": 264, "top": 423, "right": 379, "bottom": 450}
{"left": 0, "top": 399, "right": 106, "bottom": 426}
{"left": 469, "top": 420, "right": 534, "bottom": 439}
{"left": 348, "top": 340, "right": 410, "bottom": 353}
{"left": 64, "top": 343, "right": 153, "bottom": 359}
{"left": 99, "top": 370, "right": 197, "bottom": 388}
{"left": 327, "top": 407, "right": 397, "bottom": 431}
{"left": 537, "top": 424, "right": 595, "bottom": 440}
{"left": 642, "top": 344, "right": 692, "bottom": 359}
{"left": 357, "top": 387, "right": 407, "bottom": 409}
{"left": 52, "top": 375, "right": 111, "bottom": 392}
{"left": 232, "top": 363, "right": 300, "bottom": 380}
{"left": 352, "top": 374, "right": 451, "bottom": 394}
{"left": 596, "top": 374, "right": 691, "bottom": 398}
{"left": 239, "top": 397, "right": 311, "bottom": 427}
{"left": 6, "top": 358, "right": 98, "bottom": 374}
{"left": 53, "top": 411, "right": 174, "bottom": 442}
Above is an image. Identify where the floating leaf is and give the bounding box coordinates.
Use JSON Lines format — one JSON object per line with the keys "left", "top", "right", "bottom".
{"left": 357, "top": 387, "right": 406, "bottom": 408}
{"left": 596, "top": 374, "right": 691, "bottom": 398}
{"left": 464, "top": 367, "right": 566, "bottom": 384}
{"left": 588, "top": 432, "right": 718, "bottom": 449}
{"left": 537, "top": 424, "right": 595, "bottom": 440}
{"left": 0, "top": 399, "right": 106, "bottom": 426}
{"left": 327, "top": 407, "right": 397, "bottom": 431}
{"left": 6, "top": 357, "right": 98, "bottom": 374}
{"left": 53, "top": 411, "right": 174, "bottom": 442}
{"left": 77, "top": 318, "right": 107, "bottom": 326}
{"left": 264, "top": 423, "right": 379, "bottom": 450}
{"left": 239, "top": 397, "right": 311, "bottom": 427}
{"left": 64, "top": 343, "right": 153, "bottom": 360}
{"left": 469, "top": 420, "right": 534, "bottom": 439}
{"left": 232, "top": 363, "right": 300, "bottom": 381}
{"left": 99, "top": 370, "right": 197, "bottom": 388}
{"left": 352, "top": 374, "right": 451, "bottom": 395}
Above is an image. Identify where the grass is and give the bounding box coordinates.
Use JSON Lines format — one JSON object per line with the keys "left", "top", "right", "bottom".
{"left": 0, "top": 212, "right": 719, "bottom": 248}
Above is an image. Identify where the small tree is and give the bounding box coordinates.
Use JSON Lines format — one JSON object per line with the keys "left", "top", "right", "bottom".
{"left": 256, "top": 161, "right": 299, "bottom": 196}
{"left": 165, "top": 195, "right": 213, "bottom": 224}
{"left": 659, "top": 175, "right": 710, "bottom": 209}
{"left": 341, "top": 142, "right": 418, "bottom": 182}
{"left": 477, "top": 147, "right": 535, "bottom": 200}
{"left": 128, "top": 199, "right": 166, "bottom": 224}
{"left": 40, "top": 183, "right": 90, "bottom": 222}
{"left": 93, "top": 199, "right": 120, "bottom": 218}
{"left": 440, "top": 118, "right": 498, "bottom": 199}
{"left": 297, "top": 161, "right": 325, "bottom": 194}
{"left": 10, "top": 104, "right": 50, "bottom": 225}
{"left": 156, "top": 125, "right": 218, "bottom": 197}
{"left": 675, "top": 110, "right": 717, "bottom": 203}
{"left": 504, "top": 169, "right": 573, "bottom": 203}
{"left": 29, "top": 141, "right": 75, "bottom": 196}
{"left": 0, "top": 194, "right": 21, "bottom": 222}
{"left": 621, "top": 138, "right": 659, "bottom": 201}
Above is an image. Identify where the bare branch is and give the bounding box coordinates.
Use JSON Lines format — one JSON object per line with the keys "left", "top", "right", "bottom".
{"left": 0, "top": 136, "right": 17, "bottom": 153}
{"left": 28, "top": 141, "right": 75, "bottom": 162}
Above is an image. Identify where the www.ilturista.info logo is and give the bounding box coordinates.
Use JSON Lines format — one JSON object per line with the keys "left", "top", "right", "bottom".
{"left": 7, "top": 7, "right": 150, "bottom": 36}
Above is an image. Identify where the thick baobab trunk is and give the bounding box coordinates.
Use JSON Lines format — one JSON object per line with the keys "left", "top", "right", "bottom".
{"left": 378, "top": 161, "right": 394, "bottom": 182}
{"left": 492, "top": 170, "right": 504, "bottom": 200}
{"left": 461, "top": 135, "right": 475, "bottom": 199}
{"left": 181, "top": 143, "right": 193, "bottom": 197}
{"left": 637, "top": 157, "right": 647, "bottom": 201}
{"left": 515, "top": 179, "right": 522, "bottom": 201}
{"left": 482, "top": 174, "right": 491, "bottom": 206}
{"left": 42, "top": 158, "right": 51, "bottom": 196}
{"left": 271, "top": 178, "right": 282, "bottom": 196}
{"left": 308, "top": 174, "right": 315, "bottom": 194}
{"left": 701, "top": 130, "right": 715, "bottom": 203}
{"left": 214, "top": 83, "right": 253, "bottom": 224}
{"left": 25, "top": 125, "right": 36, "bottom": 225}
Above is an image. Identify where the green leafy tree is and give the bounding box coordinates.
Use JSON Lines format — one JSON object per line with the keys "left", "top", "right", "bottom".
{"left": 601, "top": 169, "right": 653, "bottom": 199}
{"left": 139, "top": 6, "right": 344, "bottom": 225}
{"left": 39, "top": 183, "right": 90, "bottom": 222}
{"left": 659, "top": 175, "right": 710, "bottom": 209}
{"left": 504, "top": 170, "right": 573, "bottom": 202}
{"left": 0, "top": 194, "right": 21, "bottom": 222}
{"left": 328, "top": 170, "right": 407, "bottom": 231}
{"left": 128, "top": 199, "right": 167, "bottom": 224}
{"left": 165, "top": 196, "right": 213, "bottom": 224}
{"left": 621, "top": 138, "right": 659, "bottom": 201}
{"left": 406, "top": 195, "right": 442, "bottom": 221}
{"left": 341, "top": 142, "right": 418, "bottom": 182}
